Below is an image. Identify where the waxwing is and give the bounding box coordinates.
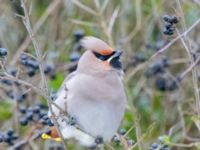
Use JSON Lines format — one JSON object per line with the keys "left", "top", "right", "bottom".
{"left": 43, "top": 36, "right": 127, "bottom": 147}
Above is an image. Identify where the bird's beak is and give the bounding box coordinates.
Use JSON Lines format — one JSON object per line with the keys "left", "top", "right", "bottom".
{"left": 112, "top": 50, "right": 123, "bottom": 58}
{"left": 109, "top": 50, "right": 123, "bottom": 69}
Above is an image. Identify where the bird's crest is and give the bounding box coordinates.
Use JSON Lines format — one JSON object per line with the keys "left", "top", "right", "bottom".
{"left": 81, "top": 36, "right": 113, "bottom": 55}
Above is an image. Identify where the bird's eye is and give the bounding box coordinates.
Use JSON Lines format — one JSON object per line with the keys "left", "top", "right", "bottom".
{"left": 93, "top": 51, "right": 115, "bottom": 61}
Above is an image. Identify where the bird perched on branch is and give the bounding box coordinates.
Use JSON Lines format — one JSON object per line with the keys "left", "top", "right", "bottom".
{"left": 42, "top": 36, "right": 127, "bottom": 147}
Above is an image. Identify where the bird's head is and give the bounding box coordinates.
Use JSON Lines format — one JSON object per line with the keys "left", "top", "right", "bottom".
{"left": 77, "top": 36, "right": 123, "bottom": 74}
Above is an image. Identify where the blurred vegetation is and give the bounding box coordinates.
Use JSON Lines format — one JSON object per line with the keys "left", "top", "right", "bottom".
{"left": 0, "top": 0, "right": 200, "bottom": 150}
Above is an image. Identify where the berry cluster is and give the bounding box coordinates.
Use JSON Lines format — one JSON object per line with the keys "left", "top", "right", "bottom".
{"left": 20, "top": 54, "right": 39, "bottom": 77}
{"left": 0, "top": 129, "right": 18, "bottom": 145}
{"left": 0, "top": 69, "right": 28, "bottom": 103}
{"left": 113, "top": 128, "right": 127, "bottom": 145}
{"left": 112, "top": 128, "right": 134, "bottom": 147}
{"left": 0, "top": 48, "right": 8, "bottom": 57}
{"left": 149, "top": 135, "right": 171, "bottom": 150}
{"left": 145, "top": 57, "right": 169, "bottom": 77}
{"left": 19, "top": 104, "right": 53, "bottom": 126}
{"left": 44, "top": 63, "right": 56, "bottom": 79}
{"left": 19, "top": 54, "right": 56, "bottom": 78}
{"left": 145, "top": 57, "right": 180, "bottom": 92}
{"left": 1, "top": 69, "right": 17, "bottom": 86}
{"left": 155, "top": 76, "right": 179, "bottom": 92}
{"left": 6, "top": 91, "right": 27, "bottom": 103}
{"left": 163, "top": 15, "right": 179, "bottom": 36}
{"left": 149, "top": 143, "right": 170, "bottom": 150}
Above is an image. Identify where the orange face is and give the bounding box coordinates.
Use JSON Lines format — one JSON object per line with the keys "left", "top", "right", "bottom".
{"left": 103, "top": 61, "right": 110, "bottom": 70}
{"left": 93, "top": 48, "right": 113, "bottom": 70}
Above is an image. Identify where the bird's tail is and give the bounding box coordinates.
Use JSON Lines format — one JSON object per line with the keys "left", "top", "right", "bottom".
{"left": 41, "top": 126, "right": 61, "bottom": 142}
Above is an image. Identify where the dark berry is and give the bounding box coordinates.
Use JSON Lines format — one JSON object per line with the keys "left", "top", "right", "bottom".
{"left": 47, "top": 119, "right": 54, "bottom": 126}
{"left": 42, "top": 115, "right": 49, "bottom": 120}
{"left": 165, "top": 22, "right": 173, "bottom": 29}
{"left": 170, "top": 16, "right": 178, "bottom": 24}
{"left": 113, "top": 135, "right": 120, "bottom": 144}
{"left": 45, "top": 129, "right": 51, "bottom": 135}
{"left": 0, "top": 48, "right": 8, "bottom": 57}
{"left": 151, "top": 143, "right": 159, "bottom": 149}
{"left": 10, "top": 69, "right": 17, "bottom": 77}
{"left": 38, "top": 111, "right": 46, "bottom": 118}
{"left": 167, "top": 80, "right": 178, "bottom": 91}
{"left": 33, "top": 105, "right": 40, "bottom": 114}
{"left": 145, "top": 58, "right": 169, "bottom": 77}
{"left": 119, "top": 128, "right": 126, "bottom": 135}
{"left": 7, "top": 129, "right": 14, "bottom": 136}
{"left": 69, "top": 51, "right": 81, "bottom": 62}
{"left": 20, "top": 54, "right": 28, "bottom": 60}
{"left": 19, "top": 117, "right": 28, "bottom": 126}
{"left": 74, "top": 29, "right": 84, "bottom": 42}
{"left": 19, "top": 106, "right": 27, "bottom": 114}
{"left": 1, "top": 79, "right": 12, "bottom": 86}
{"left": 38, "top": 104, "right": 48, "bottom": 109}
{"left": 25, "top": 59, "right": 39, "bottom": 69}
{"left": 155, "top": 76, "right": 167, "bottom": 91}
{"left": 3, "top": 134, "right": 12, "bottom": 143}
{"left": 50, "top": 92, "right": 57, "bottom": 100}
{"left": 163, "top": 15, "right": 171, "bottom": 22}
{"left": 68, "top": 64, "right": 77, "bottom": 73}
{"left": 44, "top": 63, "right": 55, "bottom": 75}
{"left": 17, "top": 93, "right": 26, "bottom": 102}
{"left": 163, "top": 28, "right": 174, "bottom": 35}
{"left": 27, "top": 67, "right": 35, "bottom": 77}
{"left": 26, "top": 111, "right": 33, "bottom": 120}
{"left": 163, "top": 28, "right": 169, "bottom": 35}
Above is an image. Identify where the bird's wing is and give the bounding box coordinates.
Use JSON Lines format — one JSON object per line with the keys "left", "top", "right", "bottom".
{"left": 48, "top": 71, "right": 76, "bottom": 117}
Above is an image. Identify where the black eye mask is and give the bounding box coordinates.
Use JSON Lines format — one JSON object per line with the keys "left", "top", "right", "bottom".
{"left": 93, "top": 51, "right": 115, "bottom": 61}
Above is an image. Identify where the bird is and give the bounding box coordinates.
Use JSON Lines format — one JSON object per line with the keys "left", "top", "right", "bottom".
{"left": 42, "top": 36, "right": 127, "bottom": 147}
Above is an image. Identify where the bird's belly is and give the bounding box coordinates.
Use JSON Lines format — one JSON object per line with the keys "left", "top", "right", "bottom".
{"left": 67, "top": 98, "right": 123, "bottom": 141}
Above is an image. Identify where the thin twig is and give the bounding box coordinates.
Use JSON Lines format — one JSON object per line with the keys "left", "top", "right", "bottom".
{"left": 10, "top": 0, "right": 62, "bottom": 66}
{"left": 19, "top": 1, "right": 67, "bottom": 149}
{"left": 108, "top": 6, "right": 120, "bottom": 36}
{"left": 20, "top": 0, "right": 48, "bottom": 92}
{"left": 71, "top": 0, "right": 97, "bottom": 16}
